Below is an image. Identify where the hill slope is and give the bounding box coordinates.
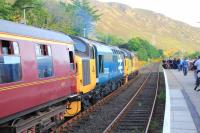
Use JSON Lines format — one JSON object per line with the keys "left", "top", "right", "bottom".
{"left": 7, "top": 0, "right": 200, "bottom": 52}
{"left": 92, "top": 1, "right": 200, "bottom": 52}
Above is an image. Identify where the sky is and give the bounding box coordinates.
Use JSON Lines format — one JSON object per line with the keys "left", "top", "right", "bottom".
{"left": 98, "top": 0, "right": 200, "bottom": 27}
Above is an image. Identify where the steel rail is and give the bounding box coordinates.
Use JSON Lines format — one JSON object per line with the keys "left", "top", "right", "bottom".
{"left": 103, "top": 64, "right": 159, "bottom": 133}
{"left": 144, "top": 65, "right": 160, "bottom": 133}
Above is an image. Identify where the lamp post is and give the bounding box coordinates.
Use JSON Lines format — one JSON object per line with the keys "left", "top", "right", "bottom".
{"left": 22, "top": 6, "right": 34, "bottom": 24}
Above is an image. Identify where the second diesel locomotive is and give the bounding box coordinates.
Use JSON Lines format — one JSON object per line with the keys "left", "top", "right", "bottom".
{"left": 69, "top": 37, "right": 139, "bottom": 109}
{"left": 0, "top": 20, "right": 139, "bottom": 133}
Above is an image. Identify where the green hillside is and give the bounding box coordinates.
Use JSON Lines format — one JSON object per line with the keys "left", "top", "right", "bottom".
{"left": 91, "top": 1, "right": 200, "bottom": 52}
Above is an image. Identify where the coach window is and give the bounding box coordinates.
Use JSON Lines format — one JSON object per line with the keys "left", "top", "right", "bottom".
{"left": 99, "top": 55, "right": 104, "bottom": 73}
{"left": 36, "top": 44, "right": 53, "bottom": 78}
{"left": 0, "top": 40, "right": 21, "bottom": 84}
{"left": 69, "top": 51, "right": 75, "bottom": 70}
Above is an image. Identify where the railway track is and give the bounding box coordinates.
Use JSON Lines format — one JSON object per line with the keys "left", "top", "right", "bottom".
{"left": 148, "top": 71, "right": 165, "bottom": 133}
{"left": 53, "top": 74, "right": 142, "bottom": 133}
{"left": 103, "top": 64, "right": 160, "bottom": 133}
{"left": 53, "top": 64, "right": 157, "bottom": 133}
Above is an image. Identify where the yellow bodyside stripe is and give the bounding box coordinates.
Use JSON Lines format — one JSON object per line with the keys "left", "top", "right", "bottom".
{"left": 0, "top": 77, "right": 69, "bottom": 92}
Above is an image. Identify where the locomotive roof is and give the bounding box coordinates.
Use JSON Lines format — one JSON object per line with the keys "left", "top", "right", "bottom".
{"left": 110, "top": 46, "right": 122, "bottom": 51}
{"left": 80, "top": 37, "right": 113, "bottom": 53}
{"left": 91, "top": 40, "right": 113, "bottom": 53}
{"left": 121, "top": 48, "right": 134, "bottom": 57}
{"left": 0, "top": 19, "right": 73, "bottom": 44}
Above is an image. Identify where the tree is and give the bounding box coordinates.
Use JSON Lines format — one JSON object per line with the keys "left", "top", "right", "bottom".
{"left": 126, "top": 37, "right": 163, "bottom": 61}
{"left": 137, "top": 48, "right": 148, "bottom": 61}
{"left": 64, "top": 0, "right": 101, "bottom": 36}
{"left": 1, "top": 0, "right": 101, "bottom": 36}
{"left": 158, "top": 49, "right": 164, "bottom": 56}
{"left": 127, "top": 38, "right": 141, "bottom": 51}
{"left": 187, "top": 51, "right": 200, "bottom": 59}
{"left": 0, "top": 0, "right": 13, "bottom": 20}
{"left": 13, "top": 0, "right": 49, "bottom": 27}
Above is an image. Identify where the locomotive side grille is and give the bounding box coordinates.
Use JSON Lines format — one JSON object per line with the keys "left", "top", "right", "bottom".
{"left": 82, "top": 60, "right": 91, "bottom": 86}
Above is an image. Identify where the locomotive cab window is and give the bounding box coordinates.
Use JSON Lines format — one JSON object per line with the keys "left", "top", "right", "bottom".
{"left": 36, "top": 44, "right": 53, "bottom": 78}
{"left": 69, "top": 51, "right": 75, "bottom": 70}
{"left": 0, "top": 40, "right": 21, "bottom": 84}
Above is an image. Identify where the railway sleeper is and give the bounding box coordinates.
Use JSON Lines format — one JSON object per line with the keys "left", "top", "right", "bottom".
{"left": 124, "top": 116, "right": 149, "bottom": 119}
{"left": 124, "top": 113, "right": 149, "bottom": 117}
{"left": 129, "top": 108, "right": 152, "bottom": 112}
{"left": 119, "top": 123, "right": 146, "bottom": 126}
{"left": 120, "top": 119, "right": 147, "bottom": 123}
{"left": 125, "top": 111, "right": 149, "bottom": 114}
{"left": 129, "top": 109, "right": 152, "bottom": 114}
{"left": 134, "top": 103, "right": 153, "bottom": 106}
{"left": 118, "top": 125, "right": 145, "bottom": 130}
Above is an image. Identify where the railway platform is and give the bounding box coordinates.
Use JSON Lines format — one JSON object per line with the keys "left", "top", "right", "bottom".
{"left": 163, "top": 69, "right": 200, "bottom": 133}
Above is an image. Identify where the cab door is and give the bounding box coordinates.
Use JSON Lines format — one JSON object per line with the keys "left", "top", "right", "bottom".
{"left": 89, "top": 46, "right": 96, "bottom": 89}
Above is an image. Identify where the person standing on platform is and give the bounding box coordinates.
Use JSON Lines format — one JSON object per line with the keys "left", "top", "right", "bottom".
{"left": 169, "top": 59, "right": 173, "bottom": 69}
{"left": 194, "top": 56, "right": 200, "bottom": 91}
{"left": 180, "top": 58, "right": 183, "bottom": 71}
{"left": 173, "top": 58, "right": 178, "bottom": 69}
{"left": 178, "top": 58, "right": 182, "bottom": 71}
{"left": 192, "top": 58, "right": 198, "bottom": 81}
{"left": 182, "top": 58, "right": 189, "bottom": 76}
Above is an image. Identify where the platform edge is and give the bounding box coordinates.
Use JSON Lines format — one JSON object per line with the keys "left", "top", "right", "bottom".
{"left": 163, "top": 69, "right": 171, "bottom": 133}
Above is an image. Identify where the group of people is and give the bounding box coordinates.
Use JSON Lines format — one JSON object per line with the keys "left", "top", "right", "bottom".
{"left": 162, "top": 58, "right": 190, "bottom": 75}
{"left": 162, "top": 57, "right": 200, "bottom": 91}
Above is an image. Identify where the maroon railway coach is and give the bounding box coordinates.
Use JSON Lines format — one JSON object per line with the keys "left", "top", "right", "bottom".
{"left": 0, "top": 20, "right": 80, "bottom": 132}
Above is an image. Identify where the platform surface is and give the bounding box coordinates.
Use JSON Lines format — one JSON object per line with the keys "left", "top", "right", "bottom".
{"left": 164, "top": 70, "right": 200, "bottom": 133}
